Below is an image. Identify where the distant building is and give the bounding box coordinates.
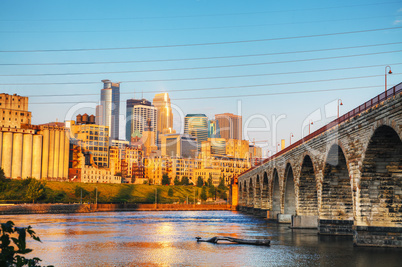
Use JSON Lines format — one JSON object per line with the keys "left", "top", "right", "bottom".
{"left": 109, "top": 144, "right": 143, "bottom": 183}
{"left": 125, "top": 98, "right": 157, "bottom": 144}
{"left": 215, "top": 113, "right": 242, "bottom": 140}
{"left": 96, "top": 80, "right": 120, "bottom": 141}
{"left": 0, "top": 93, "right": 31, "bottom": 128}
{"left": 153, "top": 93, "right": 175, "bottom": 135}
{"left": 66, "top": 116, "right": 109, "bottom": 168}
{"left": 161, "top": 133, "right": 198, "bottom": 158}
{"left": 184, "top": 114, "right": 208, "bottom": 151}
{"left": 208, "top": 119, "right": 221, "bottom": 138}
{"left": 201, "top": 138, "right": 227, "bottom": 157}
{"left": 226, "top": 139, "right": 249, "bottom": 159}
{"left": 0, "top": 94, "right": 69, "bottom": 181}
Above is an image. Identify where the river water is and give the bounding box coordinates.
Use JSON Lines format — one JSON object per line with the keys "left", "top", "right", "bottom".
{"left": 2, "top": 211, "right": 401, "bottom": 266}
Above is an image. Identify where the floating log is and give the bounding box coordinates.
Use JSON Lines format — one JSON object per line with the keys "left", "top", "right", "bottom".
{"left": 196, "top": 236, "right": 270, "bottom": 246}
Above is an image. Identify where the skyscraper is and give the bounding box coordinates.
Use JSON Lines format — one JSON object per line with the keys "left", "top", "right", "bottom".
{"left": 184, "top": 114, "right": 208, "bottom": 151}
{"left": 153, "top": 93, "right": 174, "bottom": 135}
{"left": 96, "top": 80, "right": 120, "bottom": 141}
{"left": 215, "top": 113, "right": 242, "bottom": 140}
{"left": 208, "top": 119, "right": 221, "bottom": 138}
{"left": 125, "top": 98, "right": 157, "bottom": 144}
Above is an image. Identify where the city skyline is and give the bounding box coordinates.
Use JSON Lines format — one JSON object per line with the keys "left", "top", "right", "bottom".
{"left": 0, "top": 0, "right": 401, "bottom": 157}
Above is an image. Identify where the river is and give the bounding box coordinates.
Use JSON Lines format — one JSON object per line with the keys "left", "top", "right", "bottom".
{"left": 2, "top": 211, "right": 401, "bottom": 266}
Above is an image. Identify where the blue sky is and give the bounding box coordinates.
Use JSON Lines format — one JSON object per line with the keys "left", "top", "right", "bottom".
{"left": 0, "top": 0, "right": 401, "bottom": 156}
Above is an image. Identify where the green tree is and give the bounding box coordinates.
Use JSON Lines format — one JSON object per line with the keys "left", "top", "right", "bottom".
{"left": 200, "top": 186, "right": 207, "bottom": 201}
{"left": 168, "top": 188, "right": 174, "bottom": 197}
{"left": 0, "top": 167, "right": 6, "bottom": 181}
{"left": 208, "top": 185, "right": 216, "bottom": 200}
{"left": 161, "top": 173, "right": 170, "bottom": 185}
{"left": 196, "top": 176, "right": 204, "bottom": 187}
{"left": 207, "top": 174, "right": 213, "bottom": 187}
{"left": 180, "top": 176, "right": 190, "bottom": 185}
{"left": 25, "top": 179, "right": 46, "bottom": 204}
{"left": 0, "top": 221, "right": 53, "bottom": 267}
{"left": 74, "top": 186, "right": 89, "bottom": 199}
{"left": 218, "top": 177, "right": 226, "bottom": 190}
{"left": 173, "top": 176, "right": 180, "bottom": 185}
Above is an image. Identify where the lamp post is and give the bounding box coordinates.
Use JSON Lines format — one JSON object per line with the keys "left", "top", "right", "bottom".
{"left": 337, "top": 99, "right": 343, "bottom": 118}
{"left": 309, "top": 120, "right": 313, "bottom": 135}
{"left": 290, "top": 133, "right": 294, "bottom": 145}
{"left": 277, "top": 143, "right": 280, "bottom": 153}
{"left": 385, "top": 65, "right": 392, "bottom": 93}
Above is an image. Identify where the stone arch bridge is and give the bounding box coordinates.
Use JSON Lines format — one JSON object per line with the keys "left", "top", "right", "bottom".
{"left": 236, "top": 83, "right": 402, "bottom": 247}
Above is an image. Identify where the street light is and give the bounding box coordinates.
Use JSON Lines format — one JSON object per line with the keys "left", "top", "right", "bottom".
{"left": 385, "top": 65, "right": 392, "bottom": 93}
{"left": 290, "top": 133, "right": 294, "bottom": 145}
{"left": 337, "top": 99, "right": 343, "bottom": 118}
{"left": 276, "top": 143, "right": 280, "bottom": 153}
{"left": 309, "top": 120, "right": 313, "bottom": 135}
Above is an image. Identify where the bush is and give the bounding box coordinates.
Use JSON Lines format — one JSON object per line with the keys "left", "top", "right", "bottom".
{"left": 173, "top": 177, "right": 180, "bottom": 185}
{"left": 168, "top": 188, "right": 174, "bottom": 197}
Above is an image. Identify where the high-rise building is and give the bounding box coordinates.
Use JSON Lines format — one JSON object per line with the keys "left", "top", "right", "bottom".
{"left": 96, "top": 80, "right": 120, "bottom": 141}
{"left": 184, "top": 114, "right": 208, "bottom": 151}
{"left": 125, "top": 98, "right": 157, "bottom": 144}
{"left": 0, "top": 93, "right": 31, "bottom": 128}
{"left": 66, "top": 117, "right": 109, "bottom": 168}
{"left": 153, "top": 93, "right": 174, "bottom": 135}
{"left": 208, "top": 119, "right": 221, "bottom": 138}
{"left": 161, "top": 133, "right": 198, "bottom": 158}
{"left": 215, "top": 113, "right": 242, "bottom": 140}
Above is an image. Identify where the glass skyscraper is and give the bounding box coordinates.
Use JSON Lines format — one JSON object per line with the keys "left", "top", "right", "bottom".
{"left": 184, "top": 114, "right": 208, "bottom": 151}
{"left": 96, "top": 80, "right": 120, "bottom": 141}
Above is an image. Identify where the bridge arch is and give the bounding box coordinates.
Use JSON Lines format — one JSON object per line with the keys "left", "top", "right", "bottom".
{"left": 261, "top": 172, "right": 269, "bottom": 209}
{"left": 321, "top": 144, "right": 353, "bottom": 220}
{"left": 284, "top": 163, "right": 296, "bottom": 215}
{"left": 255, "top": 174, "right": 261, "bottom": 208}
{"left": 271, "top": 168, "right": 281, "bottom": 215}
{"left": 298, "top": 155, "right": 318, "bottom": 216}
{"left": 248, "top": 178, "right": 254, "bottom": 207}
{"left": 359, "top": 125, "right": 402, "bottom": 226}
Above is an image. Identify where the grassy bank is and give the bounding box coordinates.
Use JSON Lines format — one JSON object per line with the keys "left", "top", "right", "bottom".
{"left": 0, "top": 179, "right": 227, "bottom": 204}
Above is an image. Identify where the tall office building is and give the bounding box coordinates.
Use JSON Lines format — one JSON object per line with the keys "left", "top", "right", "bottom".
{"left": 208, "top": 119, "right": 221, "bottom": 138}
{"left": 125, "top": 98, "right": 157, "bottom": 144}
{"left": 215, "top": 113, "right": 242, "bottom": 140}
{"left": 96, "top": 80, "right": 120, "bottom": 141}
{"left": 153, "top": 93, "right": 174, "bottom": 135}
{"left": 184, "top": 114, "right": 208, "bottom": 151}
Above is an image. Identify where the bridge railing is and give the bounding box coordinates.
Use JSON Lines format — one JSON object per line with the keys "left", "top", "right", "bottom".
{"left": 240, "top": 82, "right": 402, "bottom": 177}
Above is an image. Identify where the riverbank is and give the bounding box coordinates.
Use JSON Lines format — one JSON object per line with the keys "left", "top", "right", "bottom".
{"left": 0, "top": 180, "right": 228, "bottom": 204}
{"left": 0, "top": 203, "right": 234, "bottom": 215}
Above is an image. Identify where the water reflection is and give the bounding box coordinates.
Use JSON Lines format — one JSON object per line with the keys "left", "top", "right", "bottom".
{"left": 1, "top": 211, "right": 401, "bottom": 266}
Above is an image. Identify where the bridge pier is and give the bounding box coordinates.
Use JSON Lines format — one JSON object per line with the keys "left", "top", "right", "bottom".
{"left": 353, "top": 226, "right": 402, "bottom": 248}
{"left": 318, "top": 219, "right": 354, "bottom": 236}
{"left": 278, "top": 214, "right": 292, "bottom": 223}
{"left": 291, "top": 215, "right": 318, "bottom": 229}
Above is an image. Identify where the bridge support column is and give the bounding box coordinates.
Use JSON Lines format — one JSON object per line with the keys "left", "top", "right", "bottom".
{"left": 278, "top": 214, "right": 292, "bottom": 223}
{"left": 268, "top": 210, "right": 280, "bottom": 221}
{"left": 318, "top": 220, "right": 353, "bottom": 235}
{"left": 353, "top": 226, "right": 402, "bottom": 248}
{"left": 291, "top": 215, "right": 318, "bottom": 229}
